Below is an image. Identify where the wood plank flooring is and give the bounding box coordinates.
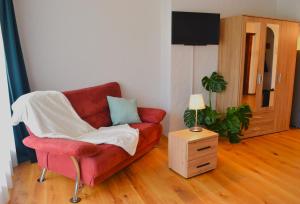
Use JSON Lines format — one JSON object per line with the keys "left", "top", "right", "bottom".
{"left": 9, "top": 129, "right": 300, "bottom": 204}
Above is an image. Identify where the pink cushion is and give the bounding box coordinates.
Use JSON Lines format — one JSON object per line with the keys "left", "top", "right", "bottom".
{"left": 138, "top": 107, "right": 166, "bottom": 123}
{"left": 63, "top": 82, "right": 121, "bottom": 128}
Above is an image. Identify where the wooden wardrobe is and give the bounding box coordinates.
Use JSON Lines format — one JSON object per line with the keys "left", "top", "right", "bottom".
{"left": 217, "top": 15, "right": 299, "bottom": 138}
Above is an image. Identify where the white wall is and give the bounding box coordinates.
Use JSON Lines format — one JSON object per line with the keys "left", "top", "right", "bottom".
{"left": 14, "top": 0, "right": 171, "bottom": 111}
{"left": 170, "top": 46, "right": 193, "bottom": 131}
{"left": 172, "top": 0, "right": 277, "bottom": 17}
{"left": 159, "top": 0, "right": 172, "bottom": 132}
{"left": 276, "top": 0, "right": 300, "bottom": 21}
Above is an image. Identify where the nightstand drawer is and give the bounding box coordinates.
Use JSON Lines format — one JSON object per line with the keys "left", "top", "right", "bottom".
{"left": 187, "top": 154, "right": 217, "bottom": 177}
{"left": 188, "top": 138, "right": 218, "bottom": 161}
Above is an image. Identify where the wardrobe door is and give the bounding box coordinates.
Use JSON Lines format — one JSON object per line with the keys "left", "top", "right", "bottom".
{"left": 257, "top": 22, "right": 280, "bottom": 111}
{"left": 217, "top": 16, "right": 246, "bottom": 113}
{"left": 241, "top": 20, "right": 264, "bottom": 112}
{"left": 241, "top": 19, "right": 278, "bottom": 137}
{"left": 275, "top": 21, "right": 299, "bottom": 131}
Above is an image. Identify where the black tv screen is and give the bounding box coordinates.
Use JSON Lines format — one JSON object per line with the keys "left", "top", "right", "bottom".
{"left": 172, "top": 12, "right": 220, "bottom": 45}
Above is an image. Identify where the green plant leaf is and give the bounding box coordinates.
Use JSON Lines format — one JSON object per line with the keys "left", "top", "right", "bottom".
{"left": 223, "top": 104, "right": 252, "bottom": 143}
{"left": 237, "top": 104, "right": 252, "bottom": 130}
{"left": 183, "top": 109, "right": 204, "bottom": 128}
{"left": 203, "top": 106, "right": 220, "bottom": 126}
{"left": 208, "top": 119, "right": 227, "bottom": 137}
{"left": 201, "top": 72, "right": 227, "bottom": 93}
{"left": 228, "top": 133, "right": 241, "bottom": 143}
{"left": 183, "top": 109, "right": 195, "bottom": 128}
{"left": 225, "top": 115, "right": 240, "bottom": 134}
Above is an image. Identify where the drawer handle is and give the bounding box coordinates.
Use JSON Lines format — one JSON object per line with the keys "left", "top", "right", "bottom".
{"left": 196, "top": 162, "right": 210, "bottom": 168}
{"left": 197, "top": 146, "right": 211, "bottom": 151}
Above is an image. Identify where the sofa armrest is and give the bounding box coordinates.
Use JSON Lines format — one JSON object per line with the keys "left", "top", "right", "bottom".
{"left": 23, "top": 135, "right": 99, "bottom": 158}
{"left": 138, "top": 107, "right": 166, "bottom": 124}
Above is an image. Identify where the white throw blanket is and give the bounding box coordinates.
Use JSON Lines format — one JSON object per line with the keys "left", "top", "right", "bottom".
{"left": 11, "top": 91, "right": 139, "bottom": 156}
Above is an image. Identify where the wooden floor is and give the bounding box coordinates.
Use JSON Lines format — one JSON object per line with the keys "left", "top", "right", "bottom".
{"left": 9, "top": 129, "right": 300, "bottom": 204}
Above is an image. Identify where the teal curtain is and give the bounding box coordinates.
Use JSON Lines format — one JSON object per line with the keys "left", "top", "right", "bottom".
{"left": 0, "top": 0, "right": 36, "bottom": 163}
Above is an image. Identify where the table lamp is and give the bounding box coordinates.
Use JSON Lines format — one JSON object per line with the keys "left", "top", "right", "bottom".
{"left": 189, "top": 94, "right": 205, "bottom": 132}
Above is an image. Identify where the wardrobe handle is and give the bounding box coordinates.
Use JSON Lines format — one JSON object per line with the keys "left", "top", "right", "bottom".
{"left": 257, "top": 73, "right": 263, "bottom": 85}
{"left": 277, "top": 73, "right": 282, "bottom": 83}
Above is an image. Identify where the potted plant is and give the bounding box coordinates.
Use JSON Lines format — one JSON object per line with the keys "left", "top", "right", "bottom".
{"left": 184, "top": 72, "right": 252, "bottom": 143}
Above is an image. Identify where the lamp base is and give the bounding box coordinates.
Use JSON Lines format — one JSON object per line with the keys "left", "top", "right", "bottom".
{"left": 189, "top": 126, "right": 203, "bottom": 132}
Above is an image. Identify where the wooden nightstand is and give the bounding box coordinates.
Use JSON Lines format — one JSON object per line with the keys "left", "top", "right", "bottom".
{"left": 168, "top": 128, "right": 218, "bottom": 178}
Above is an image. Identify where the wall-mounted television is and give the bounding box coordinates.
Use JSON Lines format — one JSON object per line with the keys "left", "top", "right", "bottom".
{"left": 172, "top": 12, "right": 220, "bottom": 45}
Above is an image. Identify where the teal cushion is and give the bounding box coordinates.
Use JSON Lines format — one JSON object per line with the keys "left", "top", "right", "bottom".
{"left": 107, "top": 96, "right": 141, "bottom": 125}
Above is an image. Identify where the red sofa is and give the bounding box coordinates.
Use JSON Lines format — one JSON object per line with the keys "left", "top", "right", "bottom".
{"left": 23, "top": 82, "right": 166, "bottom": 203}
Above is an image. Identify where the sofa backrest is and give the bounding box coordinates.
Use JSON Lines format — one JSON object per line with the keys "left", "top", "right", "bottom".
{"left": 63, "top": 82, "right": 121, "bottom": 128}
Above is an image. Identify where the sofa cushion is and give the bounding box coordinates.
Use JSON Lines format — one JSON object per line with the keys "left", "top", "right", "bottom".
{"left": 130, "top": 123, "right": 161, "bottom": 148}
{"left": 63, "top": 82, "right": 121, "bottom": 128}
{"left": 107, "top": 96, "right": 141, "bottom": 125}
{"left": 138, "top": 107, "right": 166, "bottom": 124}
{"left": 79, "top": 123, "right": 161, "bottom": 184}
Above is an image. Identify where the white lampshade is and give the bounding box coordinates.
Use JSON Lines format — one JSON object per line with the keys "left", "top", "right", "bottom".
{"left": 189, "top": 94, "right": 205, "bottom": 110}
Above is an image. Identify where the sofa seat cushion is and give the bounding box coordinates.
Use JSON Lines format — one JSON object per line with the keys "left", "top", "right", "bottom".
{"left": 130, "top": 123, "right": 161, "bottom": 149}
{"left": 79, "top": 123, "right": 161, "bottom": 184}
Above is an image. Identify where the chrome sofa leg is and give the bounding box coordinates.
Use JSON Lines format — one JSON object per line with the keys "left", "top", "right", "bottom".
{"left": 37, "top": 168, "right": 47, "bottom": 183}
{"left": 70, "top": 156, "right": 81, "bottom": 203}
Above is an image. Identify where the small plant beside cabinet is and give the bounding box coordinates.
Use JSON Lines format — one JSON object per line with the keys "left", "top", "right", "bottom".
{"left": 184, "top": 72, "right": 252, "bottom": 143}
